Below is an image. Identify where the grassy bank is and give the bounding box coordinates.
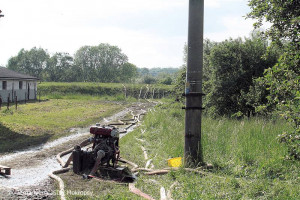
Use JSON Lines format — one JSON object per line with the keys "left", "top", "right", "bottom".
{"left": 62, "top": 102, "right": 299, "bottom": 199}
{"left": 121, "top": 103, "right": 300, "bottom": 199}
{"left": 38, "top": 82, "right": 173, "bottom": 99}
{"left": 0, "top": 99, "right": 124, "bottom": 153}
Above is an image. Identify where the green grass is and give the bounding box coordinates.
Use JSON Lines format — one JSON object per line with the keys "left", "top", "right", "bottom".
{"left": 0, "top": 99, "right": 124, "bottom": 153}
{"left": 41, "top": 93, "right": 137, "bottom": 102}
{"left": 119, "top": 102, "right": 300, "bottom": 200}
{"left": 60, "top": 172, "right": 139, "bottom": 200}
{"left": 38, "top": 82, "right": 173, "bottom": 99}
{"left": 61, "top": 102, "right": 299, "bottom": 199}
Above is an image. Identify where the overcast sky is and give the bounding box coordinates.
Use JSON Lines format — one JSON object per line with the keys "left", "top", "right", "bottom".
{"left": 0, "top": 0, "right": 256, "bottom": 68}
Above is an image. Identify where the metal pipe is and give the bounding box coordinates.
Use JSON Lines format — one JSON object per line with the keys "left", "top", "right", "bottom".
{"left": 184, "top": 0, "right": 204, "bottom": 167}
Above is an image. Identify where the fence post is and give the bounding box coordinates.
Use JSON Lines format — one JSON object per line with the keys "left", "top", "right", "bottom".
{"left": 15, "top": 96, "right": 17, "bottom": 110}
{"left": 25, "top": 92, "right": 27, "bottom": 104}
{"left": 144, "top": 85, "right": 149, "bottom": 99}
{"left": 122, "top": 84, "right": 127, "bottom": 99}
{"left": 138, "top": 86, "right": 143, "bottom": 100}
{"left": 152, "top": 88, "right": 155, "bottom": 99}
{"left": 7, "top": 96, "right": 10, "bottom": 110}
{"left": 0, "top": 97, "right": 2, "bottom": 110}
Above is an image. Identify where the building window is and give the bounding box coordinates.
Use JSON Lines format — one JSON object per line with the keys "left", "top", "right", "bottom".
{"left": 2, "top": 81, "right": 7, "bottom": 90}
{"left": 19, "top": 81, "right": 23, "bottom": 89}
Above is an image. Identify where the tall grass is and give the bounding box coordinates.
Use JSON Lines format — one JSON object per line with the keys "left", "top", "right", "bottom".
{"left": 120, "top": 102, "right": 300, "bottom": 199}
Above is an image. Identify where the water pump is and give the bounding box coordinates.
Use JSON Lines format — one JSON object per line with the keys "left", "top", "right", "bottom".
{"left": 72, "top": 125, "right": 135, "bottom": 182}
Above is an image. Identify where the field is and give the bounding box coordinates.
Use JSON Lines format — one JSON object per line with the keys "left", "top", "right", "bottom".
{"left": 38, "top": 82, "right": 173, "bottom": 100}
{"left": 62, "top": 101, "right": 300, "bottom": 199}
{"left": 0, "top": 99, "right": 124, "bottom": 153}
{"left": 0, "top": 82, "right": 173, "bottom": 153}
{"left": 1, "top": 83, "right": 299, "bottom": 199}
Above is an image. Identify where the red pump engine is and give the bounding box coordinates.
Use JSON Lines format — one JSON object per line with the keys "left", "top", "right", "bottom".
{"left": 73, "top": 125, "right": 135, "bottom": 182}
{"left": 73, "top": 125, "right": 120, "bottom": 174}
{"left": 90, "top": 126, "right": 120, "bottom": 138}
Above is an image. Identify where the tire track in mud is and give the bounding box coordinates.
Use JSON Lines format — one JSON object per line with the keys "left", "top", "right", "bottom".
{"left": 0, "top": 102, "right": 155, "bottom": 198}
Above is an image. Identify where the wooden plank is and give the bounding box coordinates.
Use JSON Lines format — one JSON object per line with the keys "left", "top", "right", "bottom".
{"left": 0, "top": 165, "right": 11, "bottom": 175}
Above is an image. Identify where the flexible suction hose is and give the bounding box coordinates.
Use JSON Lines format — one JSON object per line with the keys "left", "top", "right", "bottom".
{"left": 49, "top": 103, "right": 200, "bottom": 200}
{"left": 49, "top": 108, "right": 146, "bottom": 200}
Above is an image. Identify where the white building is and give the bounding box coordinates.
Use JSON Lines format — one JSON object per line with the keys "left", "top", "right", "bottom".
{"left": 0, "top": 67, "right": 39, "bottom": 103}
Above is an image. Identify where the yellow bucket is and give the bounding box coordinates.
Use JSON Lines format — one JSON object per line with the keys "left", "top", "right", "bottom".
{"left": 167, "top": 157, "right": 182, "bottom": 167}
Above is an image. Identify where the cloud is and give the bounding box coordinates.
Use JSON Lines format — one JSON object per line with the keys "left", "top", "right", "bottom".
{"left": 54, "top": 26, "right": 186, "bottom": 68}
{"left": 205, "top": 0, "right": 245, "bottom": 8}
{"left": 205, "top": 15, "right": 255, "bottom": 41}
{"left": 0, "top": 0, "right": 256, "bottom": 68}
{"left": 205, "top": 0, "right": 221, "bottom": 8}
{"left": 0, "top": 0, "right": 187, "bottom": 67}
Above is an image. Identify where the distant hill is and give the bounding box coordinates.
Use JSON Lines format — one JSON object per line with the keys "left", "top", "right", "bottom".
{"left": 138, "top": 67, "right": 180, "bottom": 77}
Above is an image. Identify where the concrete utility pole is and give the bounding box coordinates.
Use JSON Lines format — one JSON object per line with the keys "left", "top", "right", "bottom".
{"left": 184, "top": 0, "right": 204, "bottom": 167}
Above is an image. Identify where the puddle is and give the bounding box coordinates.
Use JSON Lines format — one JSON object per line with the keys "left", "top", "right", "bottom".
{"left": 0, "top": 132, "right": 89, "bottom": 163}
{"left": 0, "top": 157, "right": 60, "bottom": 188}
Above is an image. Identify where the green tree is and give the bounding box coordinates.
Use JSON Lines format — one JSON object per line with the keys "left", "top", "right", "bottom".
{"left": 247, "top": 0, "right": 300, "bottom": 159}
{"left": 74, "top": 43, "right": 128, "bottom": 82}
{"left": 120, "top": 62, "right": 137, "bottom": 83}
{"left": 7, "top": 47, "right": 50, "bottom": 79}
{"left": 206, "top": 35, "right": 278, "bottom": 117}
{"left": 138, "top": 68, "right": 150, "bottom": 76}
{"left": 159, "top": 76, "right": 173, "bottom": 85}
{"left": 247, "top": 0, "right": 300, "bottom": 46}
{"left": 143, "top": 76, "right": 157, "bottom": 84}
{"left": 73, "top": 46, "right": 98, "bottom": 82}
{"left": 45, "top": 52, "right": 74, "bottom": 82}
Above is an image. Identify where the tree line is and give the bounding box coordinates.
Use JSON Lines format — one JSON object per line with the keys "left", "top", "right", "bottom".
{"left": 7, "top": 43, "right": 138, "bottom": 83}
{"left": 6, "top": 43, "right": 179, "bottom": 84}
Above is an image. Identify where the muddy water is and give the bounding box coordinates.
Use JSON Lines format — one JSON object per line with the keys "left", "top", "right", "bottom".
{"left": 0, "top": 102, "right": 153, "bottom": 189}
{"left": 0, "top": 158, "right": 60, "bottom": 188}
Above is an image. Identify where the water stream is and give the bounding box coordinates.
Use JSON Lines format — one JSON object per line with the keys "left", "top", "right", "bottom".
{"left": 0, "top": 104, "right": 145, "bottom": 188}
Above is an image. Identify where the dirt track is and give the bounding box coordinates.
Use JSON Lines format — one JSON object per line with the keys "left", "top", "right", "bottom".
{"left": 0, "top": 102, "right": 154, "bottom": 200}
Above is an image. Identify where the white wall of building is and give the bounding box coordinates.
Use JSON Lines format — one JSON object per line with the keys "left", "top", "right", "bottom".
{"left": 0, "top": 80, "right": 37, "bottom": 102}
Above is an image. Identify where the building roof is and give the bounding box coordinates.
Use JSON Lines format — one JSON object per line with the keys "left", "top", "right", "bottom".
{"left": 0, "top": 67, "right": 39, "bottom": 80}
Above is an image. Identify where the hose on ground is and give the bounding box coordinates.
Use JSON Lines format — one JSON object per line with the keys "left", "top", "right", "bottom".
{"left": 50, "top": 103, "right": 194, "bottom": 200}
{"left": 49, "top": 108, "right": 145, "bottom": 200}
{"left": 48, "top": 168, "right": 70, "bottom": 200}
{"left": 56, "top": 148, "right": 73, "bottom": 167}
